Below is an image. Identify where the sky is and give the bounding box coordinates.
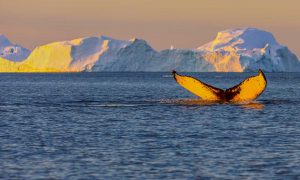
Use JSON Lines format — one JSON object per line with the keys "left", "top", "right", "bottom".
{"left": 1, "top": 0, "right": 300, "bottom": 57}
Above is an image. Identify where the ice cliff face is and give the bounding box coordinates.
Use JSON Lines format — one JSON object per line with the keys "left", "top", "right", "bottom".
{"left": 0, "top": 28, "right": 299, "bottom": 72}
{"left": 0, "top": 35, "right": 31, "bottom": 62}
{"left": 25, "top": 35, "right": 131, "bottom": 72}
{"left": 0, "top": 36, "right": 131, "bottom": 72}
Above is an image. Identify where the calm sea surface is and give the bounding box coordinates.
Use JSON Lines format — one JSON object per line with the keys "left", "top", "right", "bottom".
{"left": 0, "top": 72, "right": 299, "bottom": 179}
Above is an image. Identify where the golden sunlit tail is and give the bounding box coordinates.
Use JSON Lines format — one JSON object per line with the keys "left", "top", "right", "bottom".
{"left": 225, "top": 69, "right": 267, "bottom": 102}
{"left": 172, "top": 70, "right": 267, "bottom": 102}
{"left": 172, "top": 70, "right": 224, "bottom": 101}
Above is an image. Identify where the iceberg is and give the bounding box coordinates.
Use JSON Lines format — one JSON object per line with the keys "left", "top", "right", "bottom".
{"left": 0, "top": 28, "right": 299, "bottom": 72}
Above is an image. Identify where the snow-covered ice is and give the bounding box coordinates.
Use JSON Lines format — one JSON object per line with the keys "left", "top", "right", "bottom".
{"left": 0, "top": 28, "right": 299, "bottom": 72}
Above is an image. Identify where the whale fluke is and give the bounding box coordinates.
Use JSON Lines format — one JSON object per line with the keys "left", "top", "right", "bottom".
{"left": 173, "top": 70, "right": 267, "bottom": 102}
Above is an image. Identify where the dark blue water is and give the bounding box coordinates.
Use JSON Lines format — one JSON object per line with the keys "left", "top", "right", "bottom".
{"left": 0, "top": 72, "right": 299, "bottom": 179}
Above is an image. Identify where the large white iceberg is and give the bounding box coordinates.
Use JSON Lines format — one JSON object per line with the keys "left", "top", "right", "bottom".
{"left": 0, "top": 28, "right": 299, "bottom": 72}
{"left": 197, "top": 28, "right": 300, "bottom": 72}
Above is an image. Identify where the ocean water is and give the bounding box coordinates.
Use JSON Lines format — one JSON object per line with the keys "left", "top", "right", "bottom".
{"left": 0, "top": 72, "right": 299, "bottom": 179}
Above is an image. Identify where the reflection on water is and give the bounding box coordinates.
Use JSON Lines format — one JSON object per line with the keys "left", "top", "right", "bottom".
{"left": 240, "top": 101, "right": 265, "bottom": 110}
{"left": 160, "top": 99, "right": 221, "bottom": 106}
{"left": 161, "top": 98, "right": 265, "bottom": 110}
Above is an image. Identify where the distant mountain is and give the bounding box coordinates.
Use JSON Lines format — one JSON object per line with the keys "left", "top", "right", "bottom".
{"left": 0, "top": 28, "right": 299, "bottom": 72}
{"left": 0, "top": 35, "right": 31, "bottom": 62}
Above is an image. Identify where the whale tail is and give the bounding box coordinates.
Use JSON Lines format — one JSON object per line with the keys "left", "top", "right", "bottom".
{"left": 173, "top": 70, "right": 267, "bottom": 102}
{"left": 224, "top": 69, "right": 267, "bottom": 102}
{"left": 172, "top": 70, "right": 224, "bottom": 101}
